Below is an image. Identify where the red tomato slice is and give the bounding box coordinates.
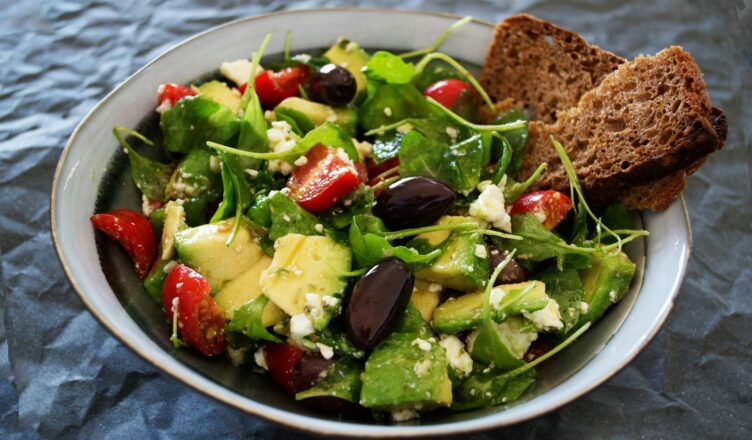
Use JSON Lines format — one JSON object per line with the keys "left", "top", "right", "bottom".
{"left": 254, "top": 65, "right": 310, "bottom": 108}
{"left": 366, "top": 156, "right": 400, "bottom": 187}
{"left": 264, "top": 343, "right": 305, "bottom": 394}
{"left": 286, "top": 145, "right": 362, "bottom": 214}
{"left": 510, "top": 190, "right": 573, "bottom": 229}
{"left": 157, "top": 83, "right": 196, "bottom": 108}
{"left": 162, "top": 265, "right": 227, "bottom": 357}
{"left": 91, "top": 209, "right": 156, "bottom": 278}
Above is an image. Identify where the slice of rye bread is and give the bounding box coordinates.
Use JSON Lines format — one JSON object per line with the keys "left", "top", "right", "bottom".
{"left": 518, "top": 46, "right": 725, "bottom": 208}
{"left": 480, "top": 15, "right": 726, "bottom": 210}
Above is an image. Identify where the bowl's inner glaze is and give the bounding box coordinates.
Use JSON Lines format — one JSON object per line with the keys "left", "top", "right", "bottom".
{"left": 93, "top": 49, "right": 646, "bottom": 425}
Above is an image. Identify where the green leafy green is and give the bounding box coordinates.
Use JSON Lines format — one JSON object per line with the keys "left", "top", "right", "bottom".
{"left": 295, "top": 356, "right": 362, "bottom": 403}
{"left": 348, "top": 214, "right": 441, "bottom": 268}
{"left": 451, "top": 367, "right": 536, "bottom": 410}
{"left": 236, "top": 88, "right": 269, "bottom": 170}
{"left": 226, "top": 295, "right": 282, "bottom": 343}
{"left": 412, "top": 61, "right": 464, "bottom": 91}
{"left": 364, "top": 51, "right": 415, "bottom": 84}
{"left": 275, "top": 106, "right": 315, "bottom": 135}
{"left": 489, "top": 110, "right": 529, "bottom": 175}
{"left": 597, "top": 204, "right": 633, "bottom": 244}
{"left": 165, "top": 146, "right": 223, "bottom": 202}
{"left": 370, "top": 131, "right": 403, "bottom": 163}
{"left": 297, "top": 122, "right": 359, "bottom": 162}
{"left": 160, "top": 96, "right": 239, "bottom": 154}
{"left": 302, "top": 323, "right": 365, "bottom": 359}
{"left": 114, "top": 127, "right": 174, "bottom": 201}
{"left": 143, "top": 259, "right": 170, "bottom": 303}
{"left": 503, "top": 163, "right": 548, "bottom": 203}
{"left": 537, "top": 265, "right": 584, "bottom": 334}
{"left": 319, "top": 185, "right": 375, "bottom": 230}
{"left": 248, "top": 191, "right": 322, "bottom": 241}
{"left": 210, "top": 152, "right": 253, "bottom": 244}
{"left": 357, "top": 84, "right": 429, "bottom": 132}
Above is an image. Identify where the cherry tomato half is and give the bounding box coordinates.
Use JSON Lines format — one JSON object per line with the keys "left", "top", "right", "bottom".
{"left": 91, "top": 209, "right": 156, "bottom": 278}
{"left": 162, "top": 265, "right": 227, "bottom": 357}
{"left": 509, "top": 190, "right": 573, "bottom": 230}
{"left": 366, "top": 156, "right": 400, "bottom": 187}
{"left": 286, "top": 145, "right": 363, "bottom": 214}
{"left": 254, "top": 65, "right": 310, "bottom": 108}
{"left": 157, "top": 83, "right": 196, "bottom": 108}
{"left": 263, "top": 343, "right": 306, "bottom": 394}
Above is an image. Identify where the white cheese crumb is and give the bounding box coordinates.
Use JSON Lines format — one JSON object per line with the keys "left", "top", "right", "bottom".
{"left": 294, "top": 155, "right": 308, "bottom": 166}
{"left": 305, "top": 293, "right": 325, "bottom": 318}
{"left": 353, "top": 138, "right": 373, "bottom": 160}
{"left": 209, "top": 155, "right": 221, "bottom": 174}
{"left": 469, "top": 177, "right": 512, "bottom": 232}
{"left": 439, "top": 335, "right": 473, "bottom": 377}
{"left": 254, "top": 347, "right": 268, "bottom": 370}
{"left": 314, "top": 223, "right": 324, "bottom": 233}
{"left": 266, "top": 120, "right": 297, "bottom": 175}
{"left": 413, "top": 359, "right": 432, "bottom": 376}
{"left": 316, "top": 343, "right": 334, "bottom": 360}
{"left": 282, "top": 214, "right": 291, "bottom": 222}
{"left": 290, "top": 314, "right": 314, "bottom": 340}
{"left": 609, "top": 290, "right": 618, "bottom": 302}
{"left": 428, "top": 283, "right": 443, "bottom": 293}
{"left": 474, "top": 244, "right": 488, "bottom": 259}
{"left": 141, "top": 195, "right": 155, "bottom": 216}
{"left": 383, "top": 106, "right": 393, "bottom": 116}
{"left": 489, "top": 286, "right": 506, "bottom": 309}
{"left": 220, "top": 59, "right": 255, "bottom": 86}
{"left": 391, "top": 409, "right": 419, "bottom": 422}
{"left": 245, "top": 169, "right": 259, "bottom": 178}
{"left": 264, "top": 110, "right": 276, "bottom": 122}
{"left": 445, "top": 126, "right": 458, "bottom": 143}
{"left": 580, "top": 301, "right": 590, "bottom": 314}
{"left": 292, "top": 53, "right": 312, "bottom": 63}
{"left": 411, "top": 338, "right": 432, "bottom": 352}
{"left": 156, "top": 99, "right": 172, "bottom": 113}
{"left": 162, "top": 260, "right": 178, "bottom": 274}
{"left": 326, "top": 113, "right": 338, "bottom": 122}
{"left": 226, "top": 346, "right": 247, "bottom": 366}
{"left": 396, "top": 123, "right": 414, "bottom": 134}
{"left": 321, "top": 295, "right": 339, "bottom": 308}
{"left": 524, "top": 298, "right": 564, "bottom": 331}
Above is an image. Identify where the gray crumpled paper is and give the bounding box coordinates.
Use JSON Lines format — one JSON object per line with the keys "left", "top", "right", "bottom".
{"left": 1, "top": 0, "right": 750, "bottom": 438}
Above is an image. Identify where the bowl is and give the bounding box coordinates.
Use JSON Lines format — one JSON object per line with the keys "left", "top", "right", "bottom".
{"left": 51, "top": 8, "right": 691, "bottom": 437}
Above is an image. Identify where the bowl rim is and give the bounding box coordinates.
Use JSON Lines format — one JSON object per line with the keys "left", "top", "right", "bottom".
{"left": 50, "top": 7, "right": 692, "bottom": 437}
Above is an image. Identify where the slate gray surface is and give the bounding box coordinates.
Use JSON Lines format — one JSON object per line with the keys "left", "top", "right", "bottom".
{"left": 1, "top": 0, "right": 750, "bottom": 438}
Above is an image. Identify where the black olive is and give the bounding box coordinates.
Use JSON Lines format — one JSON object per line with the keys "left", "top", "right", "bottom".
{"left": 309, "top": 64, "right": 356, "bottom": 106}
{"left": 373, "top": 176, "right": 456, "bottom": 230}
{"left": 304, "top": 396, "right": 371, "bottom": 418}
{"left": 292, "top": 352, "right": 335, "bottom": 393}
{"left": 488, "top": 247, "right": 528, "bottom": 285}
{"left": 344, "top": 258, "right": 414, "bottom": 350}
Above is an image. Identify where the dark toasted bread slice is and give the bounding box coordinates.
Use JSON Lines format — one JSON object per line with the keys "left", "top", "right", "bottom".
{"left": 480, "top": 14, "right": 624, "bottom": 124}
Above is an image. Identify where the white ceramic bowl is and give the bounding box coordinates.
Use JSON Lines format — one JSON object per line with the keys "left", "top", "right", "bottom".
{"left": 51, "top": 8, "right": 691, "bottom": 437}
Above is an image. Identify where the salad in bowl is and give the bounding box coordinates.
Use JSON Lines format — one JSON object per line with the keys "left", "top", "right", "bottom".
{"left": 90, "top": 18, "right": 647, "bottom": 423}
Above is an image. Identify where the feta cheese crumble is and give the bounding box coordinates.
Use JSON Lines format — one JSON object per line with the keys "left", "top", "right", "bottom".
{"left": 266, "top": 120, "right": 297, "bottom": 175}
{"left": 391, "top": 409, "right": 419, "bottom": 422}
{"left": 316, "top": 343, "right": 334, "bottom": 360}
{"left": 226, "top": 346, "right": 247, "bottom": 367}
{"left": 580, "top": 301, "right": 590, "bottom": 314}
{"left": 413, "top": 359, "right": 432, "bottom": 376}
{"left": 289, "top": 314, "right": 314, "bottom": 340}
{"left": 294, "top": 155, "right": 308, "bottom": 166}
{"left": 314, "top": 223, "right": 325, "bottom": 233}
{"left": 220, "top": 59, "right": 256, "bottom": 86}
{"left": 474, "top": 244, "right": 488, "bottom": 259}
{"left": 353, "top": 138, "right": 373, "bottom": 160}
{"left": 469, "top": 177, "right": 512, "bottom": 232}
{"left": 609, "top": 290, "right": 618, "bottom": 302}
{"left": 445, "top": 126, "right": 458, "bottom": 143}
{"left": 523, "top": 298, "right": 564, "bottom": 331}
{"left": 383, "top": 106, "right": 393, "bottom": 116}
{"left": 411, "top": 338, "right": 432, "bottom": 351}
{"left": 254, "top": 347, "right": 268, "bottom": 370}
{"left": 439, "top": 335, "right": 473, "bottom": 377}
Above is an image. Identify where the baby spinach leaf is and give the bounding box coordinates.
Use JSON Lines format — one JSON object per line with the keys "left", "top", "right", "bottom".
{"left": 319, "top": 185, "right": 375, "bottom": 230}
{"left": 299, "top": 122, "right": 359, "bottom": 162}
{"left": 275, "top": 106, "right": 315, "bottom": 135}
{"left": 597, "top": 204, "right": 633, "bottom": 243}
{"left": 363, "top": 51, "right": 415, "bottom": 84}
{"left": 249, "top": 191, "right": 322, "bottom": 241}
{"left": 370, "top": 131, "right": 403, "bottom": 163}
{"left": 497, "top": 214, "right": 593, "bottom": 267}
{"left": 357, "top": 84, "right": 429, "bottom": 132}
{"left": 295, "top": 356, "right": 362, "bottom": 403}
{"left": 160, "top": 96, "right": 239, "bottom": 154}
{"left": 164, "top": 146, "right": 223, "bottom": 202}
{"left": 488, "top": 109, "right": 528, "bottom": 175}
{"left": 114, "top": 128, "right": 174, "bottom": 202}
{"left": 236, "top": 89, "right": 269, "bottom": 170}
{"left": 412, "top": 61, "right": 464, "bottom": 91}
{"left": 397, "top": 130, "right": 446, "bottom": 180}
{"left": 348, "top": 214, "right": 441, "bottom": 268}
{"left": 226, "top": 295, "right": 282, "bottom": 343}
{"left": 210, "top": 151, "right": 253, "bottom": 238}
{"left": 537, "top": 265, "right": 584, "bottom": 334}
{"left": 450, "top": 368, "right": 536, "bottom": 410}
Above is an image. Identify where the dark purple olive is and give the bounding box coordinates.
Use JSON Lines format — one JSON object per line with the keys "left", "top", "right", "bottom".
{"left": 292, "top": 353, "right": 335, "bottom": 393}
{"left": 344, "top": 258, "right": 414, "bottom": 350}
{"left": 305, "top": 396, "right": 371, "bottom": 419}
{"left": 309, "top": 64, "right": 356, "bottom": 106}
{"left": 373, "top": 176, "right": 456, "bottom": 230}
{"left": 488, "top": 248, "right": 528, "bottom": 285}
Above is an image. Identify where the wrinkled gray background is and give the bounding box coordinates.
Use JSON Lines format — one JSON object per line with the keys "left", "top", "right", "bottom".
{"left": 1, "top": 0, "right": 750, "bottom": 438}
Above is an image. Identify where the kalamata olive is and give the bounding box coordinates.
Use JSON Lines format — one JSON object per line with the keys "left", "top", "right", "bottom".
{"left": 344, "top": 258, "right": 414, "bottom": 350}
{"left": 373, "top": 176, "right": 456, "bottom": 230}
{"left": 309, "top": 64, "right": 357, "bottom": 106}
{"left": 487, "top": 245, "right": 528, "bottom": 285}
{"left": 292, "top": 352, "right": 335, "bottom": 393}
{"left": 305, "top": 396, "right": 371, "bottom": 419}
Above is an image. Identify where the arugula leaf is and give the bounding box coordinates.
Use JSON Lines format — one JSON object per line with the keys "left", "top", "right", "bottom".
{"left": 357, "top": 84, "right": 429, "bottom": 132}
{"left": 538, "top": 265, "right": 584, "bottom": 334}
{"left": 451, "top": 367, "right": 535, "bottom": 410}
{"left": 113, "top": 127, "right": 174, "bottom": 201}
{"left": 248, "top": 191, "right": 322, "bottom": 241}
{"left": 160, "top": 96, "right": 239, "bottom": 154}
{"left": 348, "top": 214, "right": 441, "bottom": 268}
{"left": 370, "top": 131, "right": 403, "bottom": 163}
{"left": 295, "top": 356, "right": 362, "bottom": 402}
{"left": 364, "top": 51, "right": 415, "bottom": 84}
{"left": 226, "top": 295, "right": 282, "bottom": 343}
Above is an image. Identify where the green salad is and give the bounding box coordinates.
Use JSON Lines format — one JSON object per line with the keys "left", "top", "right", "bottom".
{"left": 91, "top": 18, "right": 648, "bottom": 422}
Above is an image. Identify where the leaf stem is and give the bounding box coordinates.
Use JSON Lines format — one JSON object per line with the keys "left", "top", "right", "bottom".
{"left": 364, "top": 118, "right": 411, "bottom": 136}
{"left": 482, "top": 249, "right": 516, "bottom": 320}
{"left": 398, "top": 16, "right": 473, "bottom": 59}
{"left": 478, "top": 229, "right": 523, "bottom": 241}
{"left": 379, "top": 221, "right": 479, "bottom": 241}
{"left": 414, "top": 52, "right": 496, "bottom": 113}
{"left": 207, "top": 141, "right": 300, "bottom": 160}
{"left": 505, "top": 322, "right": 592, "bottom": 378}
{"left": 240, "top": 33, "right": 272, "bottom": 108}
{"left": 426, "top": 97, "right": 526, "bottom": 133}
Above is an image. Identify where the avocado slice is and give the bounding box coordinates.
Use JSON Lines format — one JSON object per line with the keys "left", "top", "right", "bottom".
{"left": 214, "top": 255, "right": 285, "bottom": 327}
{"left": 196, "top": 80, "right": 241, "bottom": 114}
{"left": 259, "top": 233, "right": 350, "bottom": 330}
{"left": 413, "top": 216, "right": 488, "bottom": 292}
{"left": 431, "top": 281, "right": 549, "bottom": 334}
{"left": 143, "top": 201, "right": 187, "bottom": 302}
{"left": 466, "top": 316, "right": 537, "bottom": 371}
{"left": 174, "top": 219, "right": 264, "bottom": 290}
{"left": 276, "top": 97, "right": 357, "bottom": 136}
{"left": 360, "top": 333, "right": 452, "bottom": 411}
{"left": 324, "top": 38, "right": 370, "bottom": 96}
{"left": 576, "top": 251, "right": 636, "bottom": 329}
{"left": 410, "top": 279, "right": 442, "bottom": 322}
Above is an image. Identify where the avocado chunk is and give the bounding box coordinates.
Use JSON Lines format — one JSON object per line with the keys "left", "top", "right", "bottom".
{"left": 259, "top": 233, "right": 351, "bottom": 330}
{"left": 159, "top": 201, "right": 187, "bottom": 261}
{"left": 410, "top": 279, "right": 442, "bottom": 322}
{"left": 276, "top": 97, "right": 357, "bottom": 136}
{"left": 414, "top": 216, "right": 488, "bottom": 292}
{"left": 324, "top": 38, "right": 370, "bottom": 96}
{"left": 296, "top": 356, "right": 362, "bottom": 404}
{"left": 165, "top": 146, "right": 222, "bottom": 202}
{"left": 431, "top": 281, "right": 549, "bottom": 334}
{"left": 466, "top": 316, "right": 537, "bottom": 371}
{"left": 174, "top": 219, "right": 264, "bottom": 290}
{"left": 576, "top": 251, "right": 636, "bottom": 329}
{"left": 214, "top": 255, "right": 285, "bottom": 327}
{"left": 360, "top": 333, "right": 452, "bottom": 411}
{"left": 196, "top": 80, "right": 241, "bottom": 114}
